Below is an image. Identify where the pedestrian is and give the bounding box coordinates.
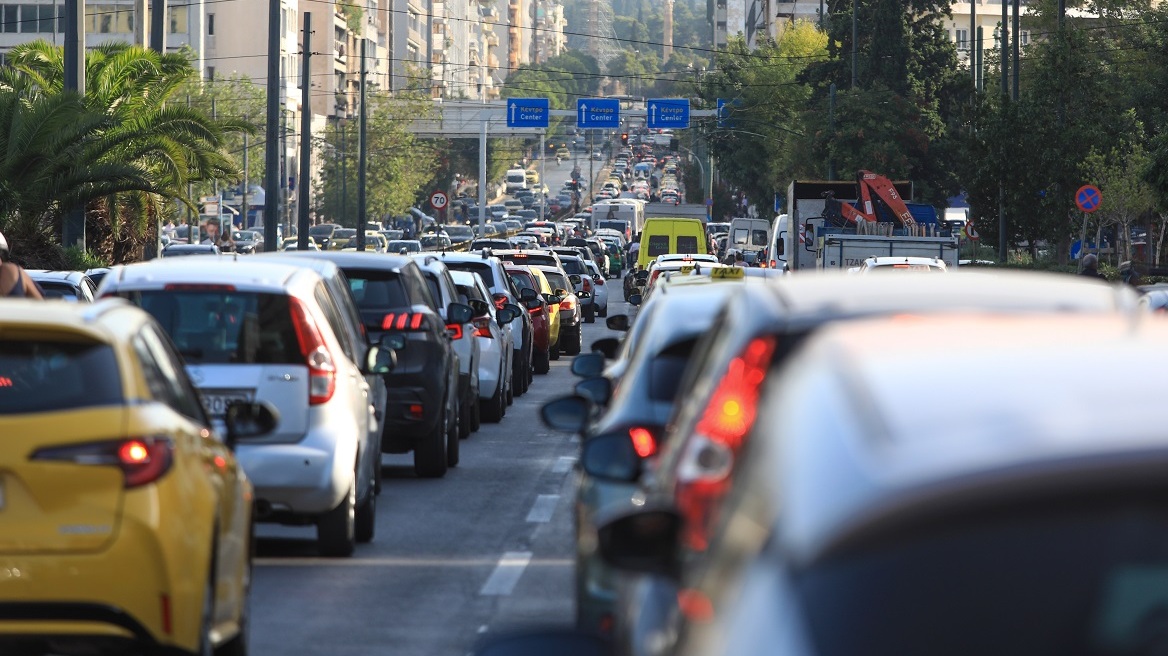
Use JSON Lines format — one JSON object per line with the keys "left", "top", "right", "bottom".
{"left": 1119, "top": 261, "right": 1142, "bottom": 287}
{"left": 0, "top": 231, "right": 45, "bottom": 299}
{"left": 1079, "top": 253, "right": 1105, "bottom": 279}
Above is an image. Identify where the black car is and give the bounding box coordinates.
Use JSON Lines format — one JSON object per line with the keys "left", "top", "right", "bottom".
{"left": 263, "top": 251, "right": 471, "bottom": 478}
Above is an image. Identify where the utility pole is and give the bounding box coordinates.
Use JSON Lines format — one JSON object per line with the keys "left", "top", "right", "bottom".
{"left": 976, "top": 26, "right": 983, "bottom": 91}
{"left": 539, "top": 128, "right": 546, "bottom": 220}
{"left": 828, "top": 83, "right": 836, "bottom": 180}
{"left": 263, "top": 0, "right": 282, "bottom": 250}
{"left": 1012, "top": 0, "right": 1020, "bottom": 102}
{"left": 970, "top": 0, "right": 976, "bottom": 85}
{"left": 241, "top": 116, "right": 249, "bottom": 230}
{"left": 149, "top": 0, "right": 166, "bottom": 52}
{"left": 62, "top": 0, "right": 85, "bottom": 252}
{"left": 999, "top": 0, "right": 1008, "bottom": 263}
{"left": 340, "top": 119, "right": 347, "bottom": 228}
{"left": 212, "top": 99, "right": 219, "bottom": 198}
{"left": 1001, "top": 0, "right": 1009, "bottom": 97}
{"left": 478, "top": 110, "right": 488, "bottom": 239}
{"left": 297, "top": 13, "right": 313, "bottom": 251}
{"left": 357, "top": 38, "right": 368, "bottom": 250}
{"left": 850, "top": 0, "right": 858, "bottom": 89}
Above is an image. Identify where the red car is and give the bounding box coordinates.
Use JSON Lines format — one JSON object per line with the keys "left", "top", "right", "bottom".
{"left": 504, "top": 265, "right": 552, "bottom": 374}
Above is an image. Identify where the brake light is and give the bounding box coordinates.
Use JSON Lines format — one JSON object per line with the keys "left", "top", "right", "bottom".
{"left": 528, "top": 304, "right": 542, "bottom": 315}
{"left": 380, "top": 312, "right": 433, "bottom": 332}
{"left": 582, "top": 277, "right": 592, "bottom": 293}
{"left": 472, "top": 316, "right": 493, "bottom": 338}
{"left": 675, "top": 336, "right": 777, "bottom": 551}
{"left": 289, "top": 297, "right": 336, "bottom": 405}
{"left": 31, "top": 437, "right": 174, "bottom": 488}
{"left": 629, "top": 426, "right": 656, "bottom": 458}
{"left": 163, "top": 284, "right": 236, "bottom": 292}
{"left": 770, "top": 259, "right": 777, "bottom": 268}
{"left": 594, "top": 277, "right": 605, "bottom": 286}
{"left": 446, "top": 323, "right": 464, "bottom": 339}
{"left": 560, "top": 297, "right": 575, "bottom": 311}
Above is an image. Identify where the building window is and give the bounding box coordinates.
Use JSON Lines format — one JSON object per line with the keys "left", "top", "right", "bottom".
{"left": 207, "top": 12, "right": 213, "bottom": 35}
{"left": 206, "top": 65, "right": 215, "bottom": 80}
{"left": 3, "top": 5, "right": 18, "bottom": 32}
{"left": 170, "top": 5, "right": 187, "bottom": 33}
{"left": 955, "top": 28, "right": 969, "bottom": 51}
{"left": 1020, "top": 30, "right": 1030, "bottom": 46}
{"left": 19, "top": 5, "right": 36, "bottom": 33}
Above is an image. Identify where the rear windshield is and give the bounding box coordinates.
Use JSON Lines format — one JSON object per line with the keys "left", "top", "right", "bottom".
{"left": 419, "top": 272, "right": 443, "bottom": 306}
{"left": 345, "top": 269, "right": 409, "bottom": 310}
{"left": 795, "top": 498, "right": 1168, "bottom": 656}
{"left": 647, "top": 234, "right": 670, "bottom": 257}
{"left": 560, "top": 259, "right": 586, "bottom": 275}
{"left": 445, "top": 262, "right": 496, "bottom": 288}
{"left": 543, "top": 271, "right": 569, "bottom": 292}
{"left": 0, "top": 339, "right": 122, "bottom": 414}
{"left": 508, "top": 272, "right": 536, "bottom": 292}
{"left": 118, "top": 290, "right": 302, "bottom": 365}
{"left": 676, "top": 235, "right": 700, "bottom": 254}
{"left": 37, "top": 281, "right": 82, "bottom": 301}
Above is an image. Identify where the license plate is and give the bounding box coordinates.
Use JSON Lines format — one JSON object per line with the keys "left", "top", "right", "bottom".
{"left": 201, "top": 390, "right": 255, "bottom": 419}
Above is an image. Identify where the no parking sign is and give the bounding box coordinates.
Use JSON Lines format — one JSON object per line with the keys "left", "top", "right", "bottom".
{"left": 1076, "top": 185, "right": 1102, "bottom": 213}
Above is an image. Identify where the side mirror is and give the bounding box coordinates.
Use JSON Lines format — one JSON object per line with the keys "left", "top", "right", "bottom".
{"left": 504, "top": 303, "right": 523, "bottom": 320}
{"left": 468, "top": 298, "right": 490, "bottom": 317}
{"left": 591, "top": 337, "right": 620, "bottom": 359}
{"left": 581, "top": 432, "right": 642, "bottom": 483}
{"left": 223, "top": 400, "right": 280, "bottom": 448}
{"left": 497, "top": 307, "right": 517, "bottom": 324}
{"left": 520, "top": 287, "right": 538, "bottom": 301}
{"left": 524, "top": 298, "right": 543, "bottom": 311}
{"left": 569, "top": 274, "right": 583, "bottom": 286}
{"left": 578, "top": 291, "right": 592, "bottom": 300}
{"left": 605, "top": 315, "right": 630, "bottom": 332}
{"left": 634, "top": 270, "right": 650, "bottom": 283}
{"left": 471, "top": 629, "right": 610, "bottom": 656}
{"left": 627, "top": 293, "right": 643, "bottom": 307}
{"left": 364, "top": 345, "right": 396, "bottom": 375}
{"left": 575, "top": 376, "right": 612, "bottom": 406}
{"left": 540, "top": 394, "right": 592, "bottom": 433}
{"left": 379, "top": 333, "right": 407, "bottom": 350}
{"left": 447, "top": 302, "right": 474, "bottom": 325}
{"left": 597, "top": 508, "right": 683, "bottom": 579}
{"left": 554, "top": 288, "right": 568, "bottom": 297}
{"left": 570, "top": 352, "right": 606, "bottom": 378}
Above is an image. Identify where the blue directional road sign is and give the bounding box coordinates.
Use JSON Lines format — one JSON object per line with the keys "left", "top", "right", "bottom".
{"left": 577, "top": 98, "right": 620, "bottom": 129}
{"left": 717, "top": 98, "right": 742, "bottom": 128}
{"left": 647, "top": 98, "right": 690, "bottom": 129}
{"left": 506, "top": 98, "right": 549, "bottom": 128}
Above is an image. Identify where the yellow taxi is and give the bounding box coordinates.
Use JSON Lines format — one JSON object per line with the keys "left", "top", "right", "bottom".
{"left": 527, "top": 267, "right": 561, "bottom": 357}
{"left": 0, "top": 299, "right": 276, "bottom": 656}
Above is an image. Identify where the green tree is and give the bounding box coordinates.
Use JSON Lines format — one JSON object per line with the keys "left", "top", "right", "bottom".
{"left": 177, "top": 74, "right": 267, "bottom": 197}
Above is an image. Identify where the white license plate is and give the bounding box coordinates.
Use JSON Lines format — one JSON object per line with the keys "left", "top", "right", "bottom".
{"left": 201, "top": 390, "right": 255, "bottom": 419}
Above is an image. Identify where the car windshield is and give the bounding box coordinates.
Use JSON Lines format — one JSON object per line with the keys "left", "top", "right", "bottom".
{"left": 508, "top": 272, "right": 536, "bottom": 292}
{"left": 543, "top": 271, "right": 569, "bottom": 292}
{"left": 560, "top": 259, "right": 586, "bottom": 275}
{"left": 0, "top": 339, "right": 122, "bottom": 414}
{"left": 445, "top": 261, "right": 495, "bottom": 287}
{"left": 117, "top": 290, "right": 302, "bottom": 365}
{"left": 309, "top": 225, "right": 335, "bottom": 238}
{"left": 388, "top": 240, "right": 420, "bottom": 252}
{"left": 446, "top": 226, "right": 474, "bottom": 239}
{"left": 794, "top": 498, "right": 1168, "bottom": 656}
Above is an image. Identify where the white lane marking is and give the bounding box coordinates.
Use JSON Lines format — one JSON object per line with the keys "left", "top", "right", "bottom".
{"left": 479, "top": 551, "right": 533, "bottom": 596}
{"left": 525, "top": 494, "right": 560, "bottom": 523}
{"left": 552, "top": 456, "right": 576, "bottom": 473}
{"left": 255, "top": 556, "right": 569, "bottom": 568}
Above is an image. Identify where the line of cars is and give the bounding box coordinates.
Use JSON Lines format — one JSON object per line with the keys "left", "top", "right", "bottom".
{"left": 0, "top": 244, "right": 592, "bottom": 655}
{"left": 478, "top": 258, "right": 1168, "bottom": 656}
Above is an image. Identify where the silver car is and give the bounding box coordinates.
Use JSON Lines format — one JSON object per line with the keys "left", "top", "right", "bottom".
{"left": 99, "top": 258, "right": 391, "bottom": 557}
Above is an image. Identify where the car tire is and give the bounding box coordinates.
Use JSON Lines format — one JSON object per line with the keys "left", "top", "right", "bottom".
{"left": 355, "top": 487, "right": 375, "bottom": 544}
{"left": 549, "top": 340, "right": 560, "bottom": 361}
{"left": 598, "top": 303, "right": 608, "bottom": 318}
{"left": 459, "top": 395, "right": 473, "bottom": 439}
{"left": 471, "top": 394, "right": 481, "bottom": 431}
{"left": 583, "top": 303, "right": 596, "bottom": 323}
{"left": 414, "top": 411, "right": 449, "bottom": 478}
{"left": 534, "top": 347, "right": 551, "bottom": 374}
{"left": 565, "top": 327, "right": 582, "bottom": 356}
{"left": 447, "top": 404, "right": 460, "bottom": 467}
{"left": 317, "top": 480, "right": 356, "bottom": 557}
{"left": 481, "top": 385, "right": 504, "bottom": 423}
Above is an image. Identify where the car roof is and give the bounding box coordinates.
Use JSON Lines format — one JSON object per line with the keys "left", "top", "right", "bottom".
{"left": 631, "top": 284, "right": 733, "bottom": 355}
{"left": 764, "top": 312, "right": 1168, "bottom": 568}
{"left": 0, "top": 297, "right": 142, "bottom": 341}
{"left": 104, "top": 257, "right": 308, "bottom": 291}
{"left": 26, "top": 269, "right": 88, "bottom": 283}
{"left": 256, "top": 250, "right": 413, "bottom": 272}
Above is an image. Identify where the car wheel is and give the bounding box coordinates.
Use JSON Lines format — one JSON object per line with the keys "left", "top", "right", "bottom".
{"left": 599, "top": 303, "right": 608, "bottom": 318}
{"left": 534, "top": 347, "right": 551, "bottom": 374}
{"left": 355, "top": 486, "right": 375, "bottom": 544}
{"left": 446, "top": 403, "right": 460, "bottom": 467}
{"left": 583, "top": 303, "right": 596, "bottom": 323}
{"left": 317, "top": 480, "right": 356, "bottom": 557}
{"left": 565, "top": 328, "right": 582, "bottom": 356}
{"left": 481, "top": 385, "right": 504, "bottom": 423}
{"left": 549, "top": 340, "right": 560, "bottom": 361}
{"left": 459, "top": 396, "right": 472, "bottom": 439}
{"left": 413, "top": 411, "right": 449, "bottom": 478}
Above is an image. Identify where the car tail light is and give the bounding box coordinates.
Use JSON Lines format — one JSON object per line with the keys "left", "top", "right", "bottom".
{"left": 594, "top": 277, "right": 605, "bottom": 286}
{"left": 675, "top": 336, "right": 777, "bottom": 551}
{"left": 289, "top": 297, "right": 337, "bottom": 405}
{"left": 381, "top": 312, "right": 434, "bottom": 332}
{"left": 582, "top": 277, "right": 592, "bottom": 293}
{"left": 472, "top": 316, "right": 493, "bottom": 338}
{"left": 528, "top": 304, "right": 542, "bottom": 315}
{"left": 31, "top": 437, "right": 174, "bottom": 488}
{"left": 446, "top": 323, "right": 464, "bottom": 339}
{"left": 559, "top": 297, "right": 575, "bottom": 311}
{"left": 628, "top": 426, "right": 657, "bottom": 458}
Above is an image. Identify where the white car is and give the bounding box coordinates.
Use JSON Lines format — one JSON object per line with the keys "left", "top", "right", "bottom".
{"left": 99, "top": 258, "right": 390, "bottom": 557}
{"left": 649, "top": 253, "right": 720, "bottom": 272}
{"left": 852, "top": 256, "right": 949, "bottom": 273}
{"left": 583, "top": 259, "right": 609, "bottom": 318}
{"left": 449, "top": 270, "right": 516, "bottom": 423}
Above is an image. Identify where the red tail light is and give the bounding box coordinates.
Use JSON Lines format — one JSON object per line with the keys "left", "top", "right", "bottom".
{"left": 289, "top": 297, "right": 337, "bottom": 405}
{"left": 528, "top": 304, "right": 542, "bottom": 315}
{"left": 381, "top": 312, "right": 434, "bottom": 332}
{"left": 163, "top": 284, "right": 236, "bottom": 292}
{"left": 770, "top": 259, "right": 777, "bottom": 268}
{"left": 446, "top": 323, "right": 464, "bottom": 339}
{"left": 32, "top": 437, "right": 174, "bottom": 488}
{"left": 472, "top": 316, "right": 493, "bottom": 338}
{"left": 628, "top": 426, "right": 657, "bottom": 458}
{"left": 582, "top": 278, "right": 593, "bottom": 293}
{"left": 675, "top": 336, "right": 777, "bottom": 551}
{"left": 560, "top": 297, "right": 575, "bottom": 311}
{"left": 594, "top": 277, "right": 606, "bottom": 286}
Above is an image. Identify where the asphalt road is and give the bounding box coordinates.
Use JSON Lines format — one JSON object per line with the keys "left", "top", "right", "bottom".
{"left": 250, "top": 288, "right": 629, "bottom": 656}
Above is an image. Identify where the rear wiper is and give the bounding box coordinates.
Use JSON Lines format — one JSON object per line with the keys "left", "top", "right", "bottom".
{"left": 179, "top": 348, "right": 204, "bottom": 360}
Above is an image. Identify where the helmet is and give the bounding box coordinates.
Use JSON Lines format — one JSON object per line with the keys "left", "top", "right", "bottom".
{"left": 0, "top": 230, "right": 8, "bottom": 262}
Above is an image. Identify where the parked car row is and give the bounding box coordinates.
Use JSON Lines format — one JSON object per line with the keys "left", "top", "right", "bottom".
{"left": 485, "top": 265, "right": 1168, "bottom": 656}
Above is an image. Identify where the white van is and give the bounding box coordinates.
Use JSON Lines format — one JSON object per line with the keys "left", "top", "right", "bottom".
{"left": 728, "top": 217, "right": 771, "bottom": 256}
{"left": 505, "top": 168, "right": 528, "bottom": 192}
{"left": 590, "top": 199, "right": 645, "bottom": 235}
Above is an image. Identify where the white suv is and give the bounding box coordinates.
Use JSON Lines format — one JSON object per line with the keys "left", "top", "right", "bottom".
{"left": 100, "top": 258, "right": 391, "bottom": 557}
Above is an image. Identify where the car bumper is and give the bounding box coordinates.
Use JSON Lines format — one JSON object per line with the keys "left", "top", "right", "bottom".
{"left": 237, "top": 429, "right": 355, "bottom": 516}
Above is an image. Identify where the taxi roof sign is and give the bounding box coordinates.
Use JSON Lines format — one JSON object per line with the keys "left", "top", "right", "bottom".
{"left": 711, "top": 267, "right": 746, "bottom": 280}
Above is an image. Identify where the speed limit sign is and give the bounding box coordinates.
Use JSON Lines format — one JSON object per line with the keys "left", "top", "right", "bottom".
{"left": 429, "top": 190, "right": 449, "bottom": 211}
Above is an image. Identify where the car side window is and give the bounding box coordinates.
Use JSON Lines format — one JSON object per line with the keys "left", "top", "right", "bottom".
{"left": 314, "top": 286, "right": 357, "bottom": 363}
{"left": 328, "top": 272, "right": 367, "bottom": 347}
{"left": 135, "top": 326, "right": 208, "bottom": 424}
{"left": 404, "top": 265, "right": 438, "bottom": 310}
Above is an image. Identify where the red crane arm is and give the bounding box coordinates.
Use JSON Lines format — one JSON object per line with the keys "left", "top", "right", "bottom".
{"left": 857, "top": 170, "right": 917, "bottom": 228}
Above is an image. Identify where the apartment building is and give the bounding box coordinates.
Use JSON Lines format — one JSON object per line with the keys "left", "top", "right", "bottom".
{"left": 431, "top": 0, "right": 471, "bottom": 98}
{"left": 531, "top": 0, "right": 565, "bottom": 63}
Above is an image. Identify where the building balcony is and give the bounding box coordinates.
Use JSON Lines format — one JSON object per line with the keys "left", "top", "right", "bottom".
{"left": 486, "top": 33, "right": 499, "bottom": 47}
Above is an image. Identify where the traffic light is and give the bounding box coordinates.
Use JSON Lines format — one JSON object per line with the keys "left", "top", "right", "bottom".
{"left": 621, "top": 132, "right": 629, "bottom": 146}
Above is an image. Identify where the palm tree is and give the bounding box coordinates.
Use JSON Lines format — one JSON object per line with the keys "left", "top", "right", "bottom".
{"left": 0, "top": 41, "right": 249, "bottom": 264}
